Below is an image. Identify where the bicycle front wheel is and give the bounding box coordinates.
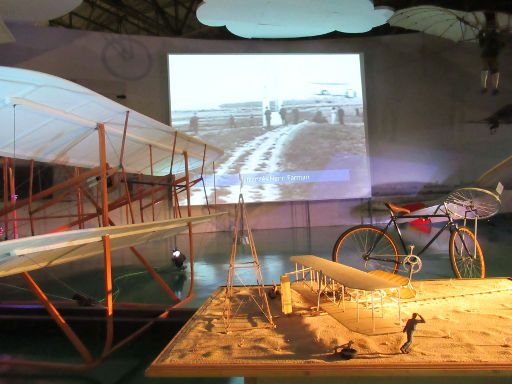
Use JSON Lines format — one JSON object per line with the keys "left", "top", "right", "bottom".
{"left": 332, "top": 225, "right": 400, "bottom": 273}
{"left": 449, "top": 226, "right": 485, "bottom": 278}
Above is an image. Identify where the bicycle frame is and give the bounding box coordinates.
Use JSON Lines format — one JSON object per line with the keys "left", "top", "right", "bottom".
{"left": 369, "top": 204, "right": 457, "bottom": 258}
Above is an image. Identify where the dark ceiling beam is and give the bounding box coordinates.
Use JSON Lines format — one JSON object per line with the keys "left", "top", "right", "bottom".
{"left": 177, "top": 0, "right": 201, "bottom": 34}
{"left": 149, "top": 0, "right": 178, "bottom": 34}
{"left": 140, "top": 0, "right": 200, "bottom": 35}
{"left": 174, "top": 0, "right": 180, "bottom": 33}
{"left": 83, "top": 1, "right": 98, "bottom": 30}
{"left": 56, "top": 0, "right": 512, "bottom": 39}
{"left": 82, "top": 0, "right": 160, "bottom": 35}
{"left": 374, "top": 0, "right": 512, "bottom": 12}
{"left": 49, "top": 18, "right": 68, "bottom": 28}
{"left": 99, "top": 0, "right": 167, "bottom": 34}
{"left": 50, "top": 11, "right": 118, "bottom": 32}
{"left": 49, "top": 13, "right": 73, "bottom": 29}
{"left": 51, "top": 0, "right": 205, "bottom": 37}
{"left": 155, "top": 0, "right": 190, "bottom": 10}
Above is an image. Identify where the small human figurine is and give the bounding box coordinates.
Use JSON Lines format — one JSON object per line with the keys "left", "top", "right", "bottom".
{"left": 400, "top": 313, "right": 425, "bottom": 354}
{"left": 340, "top": 340, "right": 354, "bottom": 353}
{"left": 336, "top": 340, "right": 357, "bottom": 359}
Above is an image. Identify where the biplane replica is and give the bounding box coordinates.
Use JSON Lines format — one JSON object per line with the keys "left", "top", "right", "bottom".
{"left": 0, "top": 66, "right": 224, "bottom": 369}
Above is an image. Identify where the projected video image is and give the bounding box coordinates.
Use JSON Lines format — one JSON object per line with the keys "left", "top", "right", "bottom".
{"left": 168, "top": 54, "right": 370, "bottom": 204}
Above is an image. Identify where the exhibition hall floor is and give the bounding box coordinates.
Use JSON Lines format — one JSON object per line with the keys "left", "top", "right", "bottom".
{"left": 0, "top": 215, "right": 511, "bottom": 383}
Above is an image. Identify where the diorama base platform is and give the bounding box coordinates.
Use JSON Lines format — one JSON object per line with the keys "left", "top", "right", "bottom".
{"left": 146, "top": 278, "right": 512, "bottom": 382}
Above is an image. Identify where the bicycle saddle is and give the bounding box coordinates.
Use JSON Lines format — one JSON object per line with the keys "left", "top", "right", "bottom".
{"left": 385, "top": 202, "right": 411, "bottom": 216}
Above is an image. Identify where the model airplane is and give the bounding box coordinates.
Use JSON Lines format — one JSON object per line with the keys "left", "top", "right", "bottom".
{"left": 476, "top": 104, "right": 512, "bottom": 134}
{"left": 0, "top": 66, "right": 224, "bottom": 369}
{"left": 388, "top": 7, "right": 511, "bottom": 93}
{"left": 388, "top": 6, "right": 512, "bottom": 43}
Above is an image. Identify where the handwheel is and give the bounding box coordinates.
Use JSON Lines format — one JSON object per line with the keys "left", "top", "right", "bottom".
{"left": 332, "top": 225, "right": 400, "bottom": 273}
{"left": 449, "top": 226, "right": 485, "bottom": 278}
{"left": 403, "top": 255, "right": 422, "bottom": 274}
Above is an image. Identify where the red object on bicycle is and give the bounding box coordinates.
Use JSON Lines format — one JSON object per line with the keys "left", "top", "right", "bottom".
{"left": 409, "top": 218, "right": 432, "bottom": 234}
{"left": 403, "top": 203, "right": 432, "bottom": 234}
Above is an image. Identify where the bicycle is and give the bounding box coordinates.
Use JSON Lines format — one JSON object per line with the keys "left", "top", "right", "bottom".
{"left": 331, "top": 187, "right": 501, "bottom": 279}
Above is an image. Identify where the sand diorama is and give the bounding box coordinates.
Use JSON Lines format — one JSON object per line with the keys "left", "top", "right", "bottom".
{"left": 147, "top": 196, "right": 512, "bottom": 379}
{"left": 148, "top": 277, "right": 512, "bottom": 376}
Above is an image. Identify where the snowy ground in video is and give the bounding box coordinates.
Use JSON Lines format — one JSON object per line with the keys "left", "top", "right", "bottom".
{"left": 173, "top": 96, "right": 370, "bottom": 204}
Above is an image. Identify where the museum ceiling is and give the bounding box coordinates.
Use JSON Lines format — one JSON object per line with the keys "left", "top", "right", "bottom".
{"left": 48, "top": 0, "right": 512, "bottom": 40}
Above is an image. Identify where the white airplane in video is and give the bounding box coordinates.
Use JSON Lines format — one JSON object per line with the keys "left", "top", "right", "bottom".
{"left": 310, "top": 82, "right": 357, "bottom": 98}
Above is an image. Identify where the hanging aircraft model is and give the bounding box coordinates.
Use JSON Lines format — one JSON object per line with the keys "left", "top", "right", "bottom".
{"left": 387, "top": 6, "right": 509, "bottom": 43}
{"left": 388, "top": 6, "right": 512, "bottom": 96}
{"left": 0, "top": 66, "right": 224, "bottom": 369}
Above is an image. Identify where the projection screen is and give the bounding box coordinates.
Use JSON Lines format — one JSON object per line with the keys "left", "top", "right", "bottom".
{"left": 168, "top": 53, "right": 371, "bottom": 204}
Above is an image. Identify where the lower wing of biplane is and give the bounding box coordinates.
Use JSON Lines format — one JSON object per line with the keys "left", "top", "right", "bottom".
{"left": 0, "top": 214, "right": 224, "bottom": 278}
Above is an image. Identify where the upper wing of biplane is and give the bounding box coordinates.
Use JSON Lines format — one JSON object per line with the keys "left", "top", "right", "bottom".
{"left": 0, "top": 213, "right": 223, "bottom": 278}
{"left": 0, "top": 66, "right": 223, "bottom": 175}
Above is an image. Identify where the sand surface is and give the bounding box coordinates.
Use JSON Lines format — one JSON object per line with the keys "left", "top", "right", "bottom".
{"left": 151, "top": 278, "right": 512, "bottom": 369}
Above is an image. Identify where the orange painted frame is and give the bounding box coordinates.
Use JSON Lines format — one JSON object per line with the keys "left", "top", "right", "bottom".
{"left": 0, "top": 114, "right": 213, "bottom": 370}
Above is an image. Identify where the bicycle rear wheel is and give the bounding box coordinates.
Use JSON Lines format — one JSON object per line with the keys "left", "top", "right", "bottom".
{"left": 332, "top": 225, "right": 400, "bottom": 273}
{"left": 449, "top": 226, "right": 485, "bottom": 278}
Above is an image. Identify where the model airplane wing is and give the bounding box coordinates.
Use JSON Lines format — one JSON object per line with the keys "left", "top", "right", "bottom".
{"left": 478, "top": 154, "right": 512, "bottom": 191}
{"left": 388, "top": 6, "right": 488, "bottom": 42}
{"left": 0, "top": 66, "right": 223, "bottom": 176}
{"left": 290, "top": 255, "right": 399, "bottom": 290}
{"left": 0, "top": 213, "right": 224, "bottom": 278}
